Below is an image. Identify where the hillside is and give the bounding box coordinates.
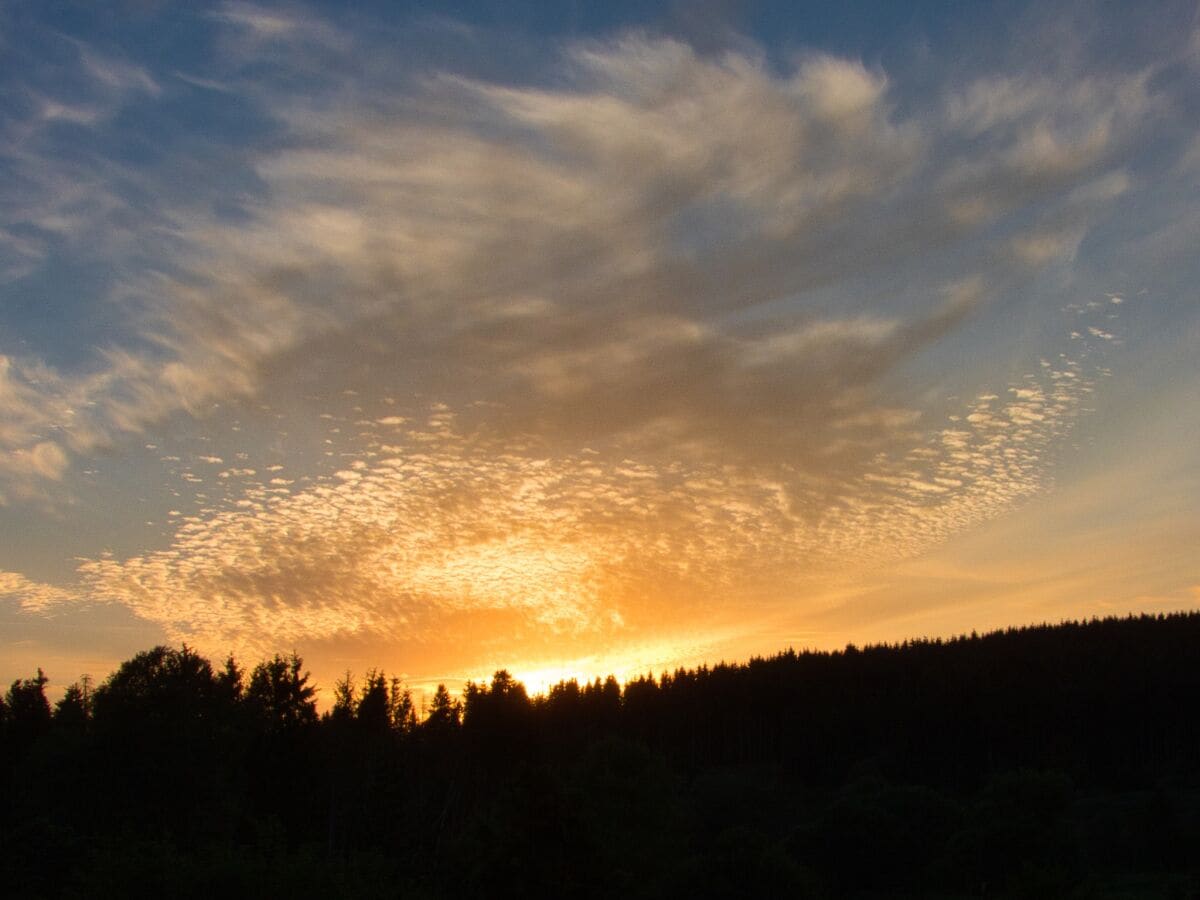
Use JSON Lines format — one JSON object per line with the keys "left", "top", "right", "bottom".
{"left": 4, "top": 612, "right": 1199, "bottom": 897}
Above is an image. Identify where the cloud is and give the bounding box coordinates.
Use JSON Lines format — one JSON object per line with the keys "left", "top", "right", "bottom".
{"left": 936, "top": 68, "right": 1155, "bottom": 234}
{"left": 0, "top": 570, "right": 78, "bottom": 612}
{"left": 57, "top": 39, "right": 924, "bottom": 474}
{"left": 56, "top": 320, "right": 1109, "bottom": 655}
{"left": 78, "top": 47, "right": 161, "bottom": 98}
{"left": 0, "top": 441, "right": 68, "bottom": 483}
{"left": 211, "top": 1, "right": 345, "bottom": 47}
{"left": 1178, "top": 133, "right": 1200, "bottom": 173}
{"left": 0, "top": 26, "right": 1159, "bottom": 509}
{"left": 0, "top": 33, "right": 165, "bottom": 275}
{"left": 1010, "top": 228, "right": 1084, "bottom": 266}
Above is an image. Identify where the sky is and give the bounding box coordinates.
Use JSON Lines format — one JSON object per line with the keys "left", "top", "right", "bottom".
{"left": 1, "top": 0, "right": 1198, "bottom": 704}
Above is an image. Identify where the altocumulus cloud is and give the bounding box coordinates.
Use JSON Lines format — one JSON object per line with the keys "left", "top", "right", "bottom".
{"left": 62, "top": 332, "right": 1107, "bottom": 655}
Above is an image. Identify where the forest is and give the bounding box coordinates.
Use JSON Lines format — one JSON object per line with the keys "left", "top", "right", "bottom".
{"left": 3, "top": 612, "right": 1199, "bottom": 898}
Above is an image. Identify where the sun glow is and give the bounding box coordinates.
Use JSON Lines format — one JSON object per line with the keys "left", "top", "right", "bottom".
{"left": 495, "top": 632, "right": 747, "bottom": 698}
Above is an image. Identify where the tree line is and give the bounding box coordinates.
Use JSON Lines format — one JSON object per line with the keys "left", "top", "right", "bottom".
{"left": 3, "top": 612, "right": 1199, "bottom": 897}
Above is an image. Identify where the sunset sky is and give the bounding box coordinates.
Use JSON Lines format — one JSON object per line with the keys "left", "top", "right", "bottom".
{"left": 2, "top": 1, "right": 1197, "bottom": 704}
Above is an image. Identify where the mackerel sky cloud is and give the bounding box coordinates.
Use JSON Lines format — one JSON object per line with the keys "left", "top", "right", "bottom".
{"left": 1, "top": 1, "right": 1197, "bottom": 697}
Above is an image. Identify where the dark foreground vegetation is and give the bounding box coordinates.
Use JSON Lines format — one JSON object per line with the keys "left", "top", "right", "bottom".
{"left": 3, "top": 613, "right": 1199, "bottom": 898}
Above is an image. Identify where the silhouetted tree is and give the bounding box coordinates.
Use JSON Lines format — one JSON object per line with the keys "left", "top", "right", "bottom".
{"left": 389, "top": 677, "right": 417, "bottom": 735}
{"left": 5, "top": 669, "right": 51, "bottom": 739}
{"left": 216, "top": 654, "right": 244, "bottom": 703}
{"left": 246, "top": 652, "right": 317, "bottom": 731}
{"left": 424, "top": 683, "right": 462, "bottom": 735}
{"left": 87, "top": 645, "right": 239, "bottom": 844}
{"left": 92, "top": 645, "right": 219, "bottom": 726}
{"left": 53, "top": 675, "right": 92, "bottom": 730}
{"left": 356, "top": 669, "right": 391, "bottom": 734}
{"left": 329, "top": 670, "right": 355, "bottom": 723}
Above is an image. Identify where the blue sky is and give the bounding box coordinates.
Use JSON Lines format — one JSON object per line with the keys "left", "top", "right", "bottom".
{"left": 1, "top": 1, "right": 1197, "bottom": 700}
